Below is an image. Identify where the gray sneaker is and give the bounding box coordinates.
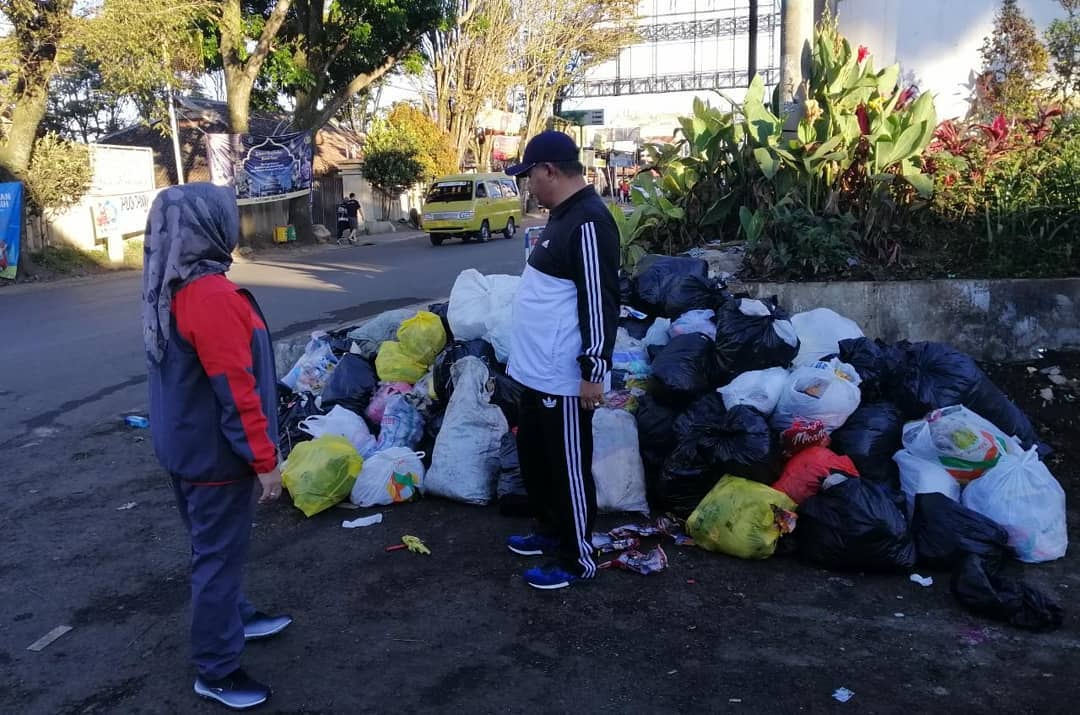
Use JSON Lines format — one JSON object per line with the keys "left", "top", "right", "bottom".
{"left": 243, "top": 612, "right": 293, "bottom": 641}
{"left": 194, "top": 668, "right": 270, "bottom": 710}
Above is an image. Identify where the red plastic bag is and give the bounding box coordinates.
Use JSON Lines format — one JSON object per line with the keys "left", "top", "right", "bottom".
{"left": 780, "top": 417, "right": 831, "bottom": 457}
{"left": 773, "top": 446, "right": 859, "bottom": 504}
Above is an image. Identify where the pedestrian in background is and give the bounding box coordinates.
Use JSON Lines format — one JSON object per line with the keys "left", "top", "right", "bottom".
{"left": 503, "top": 132, "right": 620, "bottom": 590}
{"left": 142, "top": 183, "right": 291, "bottom": 711}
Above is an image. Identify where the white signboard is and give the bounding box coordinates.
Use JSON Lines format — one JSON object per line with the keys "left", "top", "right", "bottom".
{"left": 91, "top": 190, "right": 159, "bottom": 239}
{"left": 89, "top": 145, "right": 156, "bottom": 196}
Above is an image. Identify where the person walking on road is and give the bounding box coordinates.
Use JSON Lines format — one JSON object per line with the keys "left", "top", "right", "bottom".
{"left": 142, "top": 183, "right": 291, "bottom": 711}
{"left": 343, "top": 192, "right": 363, "bottom": 233}
{"left": 503, "top": 132, "right": 620, "bottom": 590}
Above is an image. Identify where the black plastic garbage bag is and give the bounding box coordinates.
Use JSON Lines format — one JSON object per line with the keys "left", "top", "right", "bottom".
{"left": 497, "top": 432, "right": 530, "bottom": 517}
{"left": 631, "top": 255, "right": 710, "bottom": 317}
{"left": 672, "top": 400, "right": 778, "bottom": 482}
{"left": 891, "top": 341, "right": 1046, "bottom": 454}
{"left": 650, "top": 333, "right": 720, "bottom": 406}
{"left": 837, "top": 337, "right": 906, "bottom": 401}
{"left": 277, "top": 387, "right": 322, "bottom": 459}
{"left": 433, "top": 339, "right": 499, "bottom": 403}
{"left": 951, "top": 554, "right": 1063, "bottom": 632}
{"left": 619, "top": 316, "right": 651, "bottom": 340}
{"left": 713, "top": 296, "right": 799, "bottom": 379}
{"left": 417, "top": 410, "right": 444, "bottom": 469}
{"left": 911, "top": 493, "right": 1011, "bottom": 570}
{"left": 636, "top": 395, "right": 680, "bottom": 508}
{"left": 492, "top": 373, "right": 524, "bottom": 430}
{"left": 829, "top": 402, "right": 905, "bottom": 487}
{"left": 660, "top": 402, "right": 778, "bottom": 515}
{"left": 662, "top": 273, "right": 727, "bottom": 319}
{"left": 427, "top": 301, "right": 453, "bottom": 343}
{"left": 320, "top": 354, "right": 378, "bottom": 415}
{"left": 796, "top": 478, "right": 917, "bottom": 572}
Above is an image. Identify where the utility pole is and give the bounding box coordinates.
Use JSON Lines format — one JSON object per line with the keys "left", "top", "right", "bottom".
{"left": 748, "top": 0, "right": 758, "bottom": 85}
{"left": 779, "top": 0, "right": 815, "bottom": 130}
{"left": 166, "top": 91, "right": 185, "bottom": 185}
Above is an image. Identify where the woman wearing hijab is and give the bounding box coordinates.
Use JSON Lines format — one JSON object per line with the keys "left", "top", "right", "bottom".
{"left": 143, "top": 183, "right": 290, "bottom": 710}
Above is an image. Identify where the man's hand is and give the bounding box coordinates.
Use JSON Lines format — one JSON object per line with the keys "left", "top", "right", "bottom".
{"left": 257, "top": 467, "right": 283, "bottom": 504}
{"left": 580, "top": 380, "right": 604, "bottom": 411}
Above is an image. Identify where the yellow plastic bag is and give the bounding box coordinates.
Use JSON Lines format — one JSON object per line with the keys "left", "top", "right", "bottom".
{"left": 376, "top": 340, "right": 429, "bottom": 383}
{"left": 687, "top": 475, "right": 797, "bottom": 559}
{"left": 282, "top": 435, "right": 363, "bottom": 517}
{"left": 397, "top": 311, "right": 447, "bottom": 365}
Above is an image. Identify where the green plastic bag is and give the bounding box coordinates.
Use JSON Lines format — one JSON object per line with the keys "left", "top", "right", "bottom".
{"left": 282, "top": 435, "right": 363, "bottom": 517}
{"left": 687, "top": 475, "right": 797, "bottom": 559}
{"left": 397, "top": 311, "right": 447, "bottom": 365}
{"left": 376, "top": 340, "right": 429, "bottom": 383}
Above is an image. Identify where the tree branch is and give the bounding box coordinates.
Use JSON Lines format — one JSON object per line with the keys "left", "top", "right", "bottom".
{"left": 308, "top": 49, "right": 411, "bottom": 130}
{"left": 244, "top": 0, "right": 293, "bottom": 82}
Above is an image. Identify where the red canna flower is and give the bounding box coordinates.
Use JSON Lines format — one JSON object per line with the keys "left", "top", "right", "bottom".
{"left": 895, "top": 86, "right": 917, "bottom": 110}
{"left": 857, "top": 45, "right": 870, "bottom": 63}
{"left": 856, "top": 104, "right": 870, "bottom": 135}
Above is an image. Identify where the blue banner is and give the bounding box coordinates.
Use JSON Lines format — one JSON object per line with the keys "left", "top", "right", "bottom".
{"left": 0, "top": 182, "right": 23, "bottom": 280}
{"left": 206, "top": 131, "right": 313, "bottom": 205}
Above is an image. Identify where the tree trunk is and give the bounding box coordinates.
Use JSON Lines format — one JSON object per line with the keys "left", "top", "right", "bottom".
{"left": 223, "top": 68, "right": 252, "bottom": 133}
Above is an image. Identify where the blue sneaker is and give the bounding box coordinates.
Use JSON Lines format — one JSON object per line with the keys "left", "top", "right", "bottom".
{"left": 194, "top": 668, "right": 270, "bottom": 710}
{"left": 524, "top": 565, "right": 581, "bottom": 590}
{"left": 507, "top": 533, "right": 559, "bottom": 557}
{"left": 243, "top": 612, "right": 293, "bottom": 641}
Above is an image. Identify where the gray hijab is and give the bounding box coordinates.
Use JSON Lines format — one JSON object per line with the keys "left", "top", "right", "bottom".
{"left": 142, "top": 183, "right": 240, "bottom": 364}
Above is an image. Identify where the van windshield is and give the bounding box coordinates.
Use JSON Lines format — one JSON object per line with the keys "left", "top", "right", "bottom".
{"left": 427, "top": 181, "right": 473, "bottom": 203}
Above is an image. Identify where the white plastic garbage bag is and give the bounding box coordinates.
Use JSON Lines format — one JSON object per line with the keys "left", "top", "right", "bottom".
{"left": 483, "top": 274, "right": 522, "bottom": 363}
{"left": 771, "top": 358, "right": 862, "bottom": 433}
{"left": 592, "top": 408, "right": 650, "bottom": 515}
{"left": 299, "top": 405, "right": 377, "bottom": 458}
{"left": 280, "top": 333, "right": 338, "bottom": 395}
{"left": 425, "top": 357, "right": 508, "bottom": 505}
{"left": 961, "top": 446, "right": 1068, "bottom": 563}
{"left": 718, "top": 367, "right": 789, "bottom": 416}
{"left": 643, "top": 318, "right": 672, "bottom": 349}
{"left": 894, "top": 448, "right": 961, "bottom": 516}
{"left": 612, "top": 328, "right": 651, "bottom": 380}
{"left": 790, "top": 308, "right": 864, "bottom": 367}
{"left": 670, "top": 309, "right": 717, "bottom": 340}
{"left": 447, "top": 269, "right": 490, "bottom": 340}
{"left": 350, "top": 447, "right": 426, "bottom": 507}
{"left": 901, "top": 405, "right": 1014, "bottom": 484}
{"left": 346, "top": 309, "right": 416, "bottom": 360}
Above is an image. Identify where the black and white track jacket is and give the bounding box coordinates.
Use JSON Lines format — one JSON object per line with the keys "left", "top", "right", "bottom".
{"left": 508, "top": 186, "right": 620, "bottom": 397}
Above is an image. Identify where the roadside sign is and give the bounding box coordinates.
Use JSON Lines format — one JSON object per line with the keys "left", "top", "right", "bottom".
{"left": 558, "top": 109, "right": 604, "bottom": 126}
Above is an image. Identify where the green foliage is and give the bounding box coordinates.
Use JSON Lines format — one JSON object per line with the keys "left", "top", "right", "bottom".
{"left": 630, "top": 16, "right": 937, "bottom": 280}
{"left": 1045, "top": 0, "right": 1080, "bottom": 103}
{"left": 363, "top": 145, "right": 424, "bottom": 219}
{"left": 43, "top": 50, "right": 130, "bottom": 142}
{"left": 25, "top": 133, "right": 91, "bottom": 216}
{"left": 975, "top": 0, "right": 1050, "bottom": 119}
{"left": 922, "top": 111, "right": 1080, "bottom": 277}
{"left": 370, "top": 102, "right": 457, "bottom": 180}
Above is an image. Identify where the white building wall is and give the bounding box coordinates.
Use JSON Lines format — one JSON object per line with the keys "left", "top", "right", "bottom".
{"left": 835, "top": 0, "right": 1066, "bottom": 120}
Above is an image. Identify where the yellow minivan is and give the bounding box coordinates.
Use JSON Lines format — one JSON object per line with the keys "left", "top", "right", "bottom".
{"left": 421, "top": 173, "right": 522, "bottom": 246}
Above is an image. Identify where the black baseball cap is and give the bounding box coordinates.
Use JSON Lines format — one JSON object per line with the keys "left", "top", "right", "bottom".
{"left": 505, "top": 131, "right": 580, "bottom": 177}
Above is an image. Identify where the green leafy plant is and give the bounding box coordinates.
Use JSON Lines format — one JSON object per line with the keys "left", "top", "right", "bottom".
{"left": 363, "top": 147, "right": 424, "bottom": 220}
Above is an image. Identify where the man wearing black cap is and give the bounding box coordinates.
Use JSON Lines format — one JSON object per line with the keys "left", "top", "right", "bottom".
{"left": 503, "top": 130, "right": 620, "bottom": 590}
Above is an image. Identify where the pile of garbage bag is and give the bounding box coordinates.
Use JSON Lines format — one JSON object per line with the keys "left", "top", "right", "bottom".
{"left": 274, "top": 260, "right": 1067, "bottom": 631}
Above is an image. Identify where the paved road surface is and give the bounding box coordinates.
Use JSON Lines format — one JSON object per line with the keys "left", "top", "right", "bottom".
{"left": 0, "top": 230, "right": 530, "bottom": 446}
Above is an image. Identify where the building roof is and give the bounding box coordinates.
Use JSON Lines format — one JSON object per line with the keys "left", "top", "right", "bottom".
{"left": 99, "top": 95, "right": 364, "bottom": 188}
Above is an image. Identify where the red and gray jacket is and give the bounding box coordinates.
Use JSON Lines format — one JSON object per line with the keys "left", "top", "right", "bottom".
{"left": 149, "top": 274, "right": 279, "bottom": 483}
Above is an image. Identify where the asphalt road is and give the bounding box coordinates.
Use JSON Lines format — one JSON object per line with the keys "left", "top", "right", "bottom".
{"left": 0, "top": 229, "right": 530, "bottom": 447}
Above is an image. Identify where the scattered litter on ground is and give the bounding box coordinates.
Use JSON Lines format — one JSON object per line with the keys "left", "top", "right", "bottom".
{"left": 116, "top": 502, "right": 137, "bottom": 511}
{"left": 27, "top": 625, "right": 73, "bottom": 652}
{"left": 342, "top": 514, "right": 383, "bottom": 529}
{"left": 385, "top": 534, "right": 430, "bottom": 555}
{"left": 910, "top": 574, "right": 934, "bottom": 587}
{"left": 123, "top": 415, "right": 149, "bottom": 429}
{"left": 832, "top": 687, "right": 855, "bottom": 703}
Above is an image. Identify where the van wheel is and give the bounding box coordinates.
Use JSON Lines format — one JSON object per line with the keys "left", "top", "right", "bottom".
{"left": 429, "top": 234, "right": 444, "bottom": 246}
{"left": 503, "top": 217, "right": 516, "bottom": 239}
{"left": 478, "top": 220, "right": 491, "bottom": 242}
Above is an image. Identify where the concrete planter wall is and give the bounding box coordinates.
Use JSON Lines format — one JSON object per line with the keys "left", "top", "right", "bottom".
{"left": 738, "top": 277, "right": 1080, "bottom": 363}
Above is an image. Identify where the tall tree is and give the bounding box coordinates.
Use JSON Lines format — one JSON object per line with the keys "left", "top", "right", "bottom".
{"left": 373, "top": 102, "right": 457, "bottom": 181}
{"left": 42, "top": 51, "right": 129, "bottom": 143}
{"left": 1046, "top": 0, "right": 1080, "bottom": 103}
{"left": 515, "top": 0, "right": 637, "bottom": 143}
{"left": 215, "top": 0, "right": 292, "bottom": 133}
{"left": 422, "top": 0, "right": 516, "bottom": 169}
{"left": 0, "top": 0, "right": 77, "bottom": 182}
{"left": 975, "top": 0, "right": 1050, "bottom": 118}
